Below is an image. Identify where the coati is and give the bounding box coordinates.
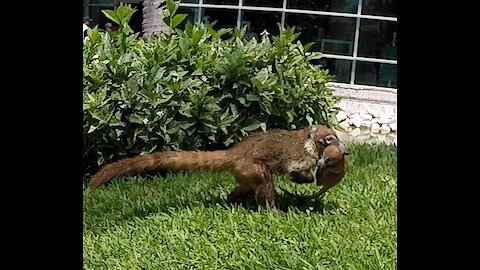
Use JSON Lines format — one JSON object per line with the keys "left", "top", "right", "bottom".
{"left": 293, "top": 141, "right": 350, "bottom": 200}
{"left": 88, "top": 124, "right": 345, "bottom": 209}
{"left": 280, "top": 141, "right": 349, "bottom": 201}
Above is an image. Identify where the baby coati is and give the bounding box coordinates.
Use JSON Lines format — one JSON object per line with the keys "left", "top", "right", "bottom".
{"left": 88, "top": 124, "right": 346, "bottom": 209}
{"left": 297, "top": 142, "right": 350, "bottom": 200}
{"left": 280, "top": 141, "right": 349, "bottom": 201}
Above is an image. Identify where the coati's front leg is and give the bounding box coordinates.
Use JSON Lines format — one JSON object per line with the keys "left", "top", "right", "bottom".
{"left": 231, "top": 159, "right": 276, "bottom": 209}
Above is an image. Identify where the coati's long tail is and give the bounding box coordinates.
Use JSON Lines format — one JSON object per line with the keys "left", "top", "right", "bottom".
{"left": 88, "top": 150, "right": 234, "bottom": 188}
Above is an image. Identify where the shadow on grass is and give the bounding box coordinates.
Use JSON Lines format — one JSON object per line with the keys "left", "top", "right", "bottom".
{"left": 84, "top": 177, "right": 340, "bottom": 224}
{"left": 207, "top": 191, "right": 340, "bottom": 214}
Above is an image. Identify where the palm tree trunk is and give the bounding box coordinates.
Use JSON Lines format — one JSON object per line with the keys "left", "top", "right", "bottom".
{"left": 142, "top": 0, "right": 169, "bottom": 37}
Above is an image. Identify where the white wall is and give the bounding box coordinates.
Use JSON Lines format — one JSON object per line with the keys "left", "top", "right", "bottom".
{"left": 329, "top": 83, "right": 397, "bottom": 145}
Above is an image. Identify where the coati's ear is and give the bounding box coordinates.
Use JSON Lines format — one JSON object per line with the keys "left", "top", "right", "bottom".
{"left": 318, "top": 134, "right": 339, "bottom": 145}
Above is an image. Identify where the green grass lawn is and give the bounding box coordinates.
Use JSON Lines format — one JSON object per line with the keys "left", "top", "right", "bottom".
{"left": 83, "top": 143, "right": 397, "bottom": 270}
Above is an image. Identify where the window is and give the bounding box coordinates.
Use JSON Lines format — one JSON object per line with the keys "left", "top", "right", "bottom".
{"left": 83, "top": 0, "right": 115, "bottom": 28}
{"left": 179, "top": 0, "right": 397, "bottom": 88}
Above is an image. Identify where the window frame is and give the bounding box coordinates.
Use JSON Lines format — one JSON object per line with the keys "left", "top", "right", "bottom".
{"left": 180, "top": 0, "right": 397, "bottom": 88}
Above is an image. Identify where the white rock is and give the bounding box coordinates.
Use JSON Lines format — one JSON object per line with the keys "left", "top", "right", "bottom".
{"left": 356, "top": 134, "right": 371, "bottom": 141}
{"left": 338, "top": 120, "right": 350, "bottom": 131}
{"left": 360, "top": 127, "right": 371, "bottom": 134}
{"left": 384, "top": 107, "right": 395, "bottom": 116}
{"left": 380, "top": 124, "right": 391, "bottom": 134}
{"left": 371, "top": 118, "right": 379, "bottom": 124}
{"left": 349, "top": 112, "right": 360, "bottom": 119}
{"left": 360, "top": 113, "right": 373, "bottom": 120}
{"left": 336, "top": 111, "right": 348, "bottom": 122}
{"left": 367, "top": 108, "right": 382, "bottom": 118}
{"left": 378, "top": 115, "right": 394, "bottom": 124}
{"left": 352, "top": 117, "right": 362, "bottom": 128}
{"left": 387, "top": 133, "right": 396, "bottom": 139}
{"left": 350, "top": 128, "right": 361, "bottom": 137}
{"left": 371, "top": 123, "right": 381, "bottom": 133}
{"left": 389, "top": 123, "right": 397, "bottom": 132}
{"left": 377, "top": 134, "right": 387, "bottom": 141}
{"left": 361, "top": 120, "right": 371, "bottom": 127}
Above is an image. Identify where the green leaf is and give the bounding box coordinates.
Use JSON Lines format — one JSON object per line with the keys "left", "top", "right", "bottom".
{"left": 127, "top": 113, "right": 144, "bottom": 124}
{"left": 256, "top": 68, "right": 269, "bottom": 84}
{"left": 185, "top": 20, "right": 193, "bottom": 35}
{"left": 102, "top": 10, "right": 120, "bottom": 25}
{"left": 306, "top": 115, "right": 314, "bottom": 126}
{"left": 242, "top": 119, "right": 262, "bottom": 132}
{"left": 152, "top": 66, "right": 167, "bottom": 84}
{"left": 245, "top": 94, "right": 260, "bottom": 102}
{"left": 166, "top": 0, "right": 179, "bottom": 16}
{"left": 87, "top": 125, "right": 97, "bottom": 134}
{"left": 172, "top": 14, "right": 188, "bottom": 29}
{"left": 191, "top": 68, "right": 203, "bottom": 76}
{"left": 159, "top": 9, "right": 171, "bottom": 22}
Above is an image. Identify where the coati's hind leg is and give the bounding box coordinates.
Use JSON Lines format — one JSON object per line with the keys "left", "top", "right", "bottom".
{"left": 227, "top": 185, "right": 253, "bottom": 203}
{"left": 232, "top": 160, "right": 276, "bottom": 209}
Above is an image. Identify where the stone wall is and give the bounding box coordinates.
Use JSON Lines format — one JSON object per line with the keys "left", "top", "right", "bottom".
{"left": 329, "top": 83, "right": 397, "bottom": 145}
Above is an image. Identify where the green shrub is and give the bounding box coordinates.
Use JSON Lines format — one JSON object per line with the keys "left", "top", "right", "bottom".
{"left": 83, "top": 2, "right": 340, "bottom": 176}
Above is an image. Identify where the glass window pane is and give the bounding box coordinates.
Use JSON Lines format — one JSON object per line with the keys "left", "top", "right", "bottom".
{"left": 241, "top": 10, "right": 282, "bottom": 37}
{"left": 177, "top": 7, "right": 200, "bottom": 28}
{"left": 358, "top": 19, "right": 397, "bottom": 60}
{"left": 362, "top": 0, "right": 397, "bottom": 17}
{"left": 204, "top": 0, "right": 238, "bottom": 4}
{"left": 128, "top": 2, "right": 143, "bottom": 34}
{"left": 355, "top": 61, "right": 397, "bottom": 88}
{"left": 180, "top": 0, "right": 199, "bottom": 3}
{"left": 288, "top": 0, "right": 359, "bottom": 14}
{"left": 285, "top": 14, "right": 355, "bottom": 56}
{"left": 89, "top": 0, "right": 115, "bottom": 4}
{"left": 311, "top": 58, "right": 352, "bottom": 83}
{"left": 202, "top": 8, "right": 238, "bottom": 29}
{"left": 88, "top": 6, "right": 115, "bottom": 28}
{"left": 243, "top": 0, "right": 283, "bottom": 8}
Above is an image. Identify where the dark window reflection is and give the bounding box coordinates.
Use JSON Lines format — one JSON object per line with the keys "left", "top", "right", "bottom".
{"left": 244, "top": 0, "right": 283, "bottom": 8}
{"left": 202, "top": 8, "right": 238, "bottom": 29}
{"left": 355, "top": 62, "right": 396, "bottom": 88}
{"left": 177, "top": 7, "right": 200, "bottom": 29}
{"left": 285, "top": 14, "right": 355, "bottom": 56}
{"left": 358, "top": 19, "right": 397, "bottom": 60}
{"left": 89, "top": 0, "right": 114, "bottom": 4}
{"left": 241, "top": 10, "right": 282, "bottom": 38}
{"left": 204, "top": 0, "right": 238, "bottom": 4}
{"left": 88, "top": 5, "right": 114, "bottom": 29}
{"left": 312, "top": 58, "right": 352, "bottom": 83}
{"left": 180, "top": 0, "right": 199, "bottom": 3}
{"left": 287, "top": 0, "right": 359, "bottom": 14}
{"left": 362, "top": 0, "right": 397, "bottom": 17}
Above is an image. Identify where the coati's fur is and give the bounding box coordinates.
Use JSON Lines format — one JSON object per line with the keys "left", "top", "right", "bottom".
{"left": 88, "top": 124, "right": 344, "bottom": 209}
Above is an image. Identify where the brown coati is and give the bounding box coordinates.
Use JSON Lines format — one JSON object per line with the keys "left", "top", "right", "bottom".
{"left": 88, "top": 124, "right": 345, "bottom": 209}
{"left": 285, "top": 141, "right": 349, "bottom": 201}
{"left": 315, "top": 141, "right": 349, "bottom": 192}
